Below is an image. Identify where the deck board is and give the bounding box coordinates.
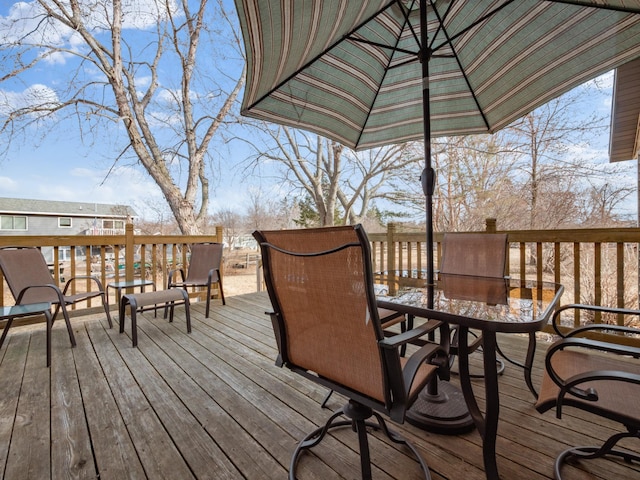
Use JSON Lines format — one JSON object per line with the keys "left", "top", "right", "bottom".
{"left": 0, "top": 292, "right": 639, "bottom": 480}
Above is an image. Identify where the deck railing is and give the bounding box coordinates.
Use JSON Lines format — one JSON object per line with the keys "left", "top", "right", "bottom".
{"left": 2, "top": 221, "right": 639, "bottom": 343}
{"left": 369, "top": 220, "right": 640, "bottom": 340}
{"left": 0, "top": 223, "right": 224, "bottom": 315}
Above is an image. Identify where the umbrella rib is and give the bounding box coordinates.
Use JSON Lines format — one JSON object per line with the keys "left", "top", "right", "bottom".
{"left": 429, "top": 0, "right": 640, "bottom": 54}
{"left": 346, "top": 36, "right": 418, "bottom": 57}
{"left": 245, "top": 1, "right": 401, "bottom": 112}
{"left": 352, "top": 0, "right": 421, "bottom": 148}
{"left": 428, "top": 0, "right": 500, "bottom": 132}
{"left": 548, "top": 0, "right": 640, "bottom": 14}
{"left": 430, "top": 0, "right": 517, "bottom": 53}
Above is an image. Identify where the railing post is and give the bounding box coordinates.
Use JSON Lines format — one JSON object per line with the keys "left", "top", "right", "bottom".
{"left": 216, "top": 225, "right": 226, "bottom": 281}
{"left": 387, "top": 222, "right": 396, "bottom": 274}
{"left": 485, "top": 218, "right": 497, "bottom": 233}
{"left": 125, "top": 222, "right": 135, "bottom": 282}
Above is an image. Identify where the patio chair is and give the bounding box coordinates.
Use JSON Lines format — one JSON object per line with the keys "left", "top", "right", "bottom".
{"left": 254, "top": 225, "right": 446, "bottom": 480}
{"left": 535, "top": 304, "right": 640, "bottom": 479}
{"left": 439, "top": 233, "right": 508, "bottom": 376}
{"left": 166, "top": 242, "right": 225, "bottom": 318}
{"left": 0, "top": 246, "right": 113, "bottom": 349}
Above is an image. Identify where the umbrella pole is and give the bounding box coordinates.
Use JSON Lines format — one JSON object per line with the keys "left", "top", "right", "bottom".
{"left": 419, "top": 0, "right": 435, "bottom": 302}
{"left": 405, "top": 0, "right": 475, "bottom": 436}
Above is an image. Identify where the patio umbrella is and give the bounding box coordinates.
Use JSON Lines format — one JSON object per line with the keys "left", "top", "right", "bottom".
{"left": 234, "top": 0, "right": 640, "bottom": 289}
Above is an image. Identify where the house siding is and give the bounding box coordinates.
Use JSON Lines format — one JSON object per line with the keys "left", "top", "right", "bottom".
{"left": 0, "top": 197, "right": 138, "bottom": 262}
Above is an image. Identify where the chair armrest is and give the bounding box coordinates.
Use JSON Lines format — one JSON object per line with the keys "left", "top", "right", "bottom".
{"left": 62, "top": 275, "right": 107, "bottom": 294}
{"left": 558, "top": 369, "right": 640, "bottom": 404}
{"left": 551, "top": 336, "right": 640, "bottom": 358}
{"left": 564, "top": 324, "right": 640, "bottom": 345}
{"left": 402, "top": 342, "right": 447, "bottom": 392}
{"left": 551, "top": 304, "right": 640, "bottom": 337}
{"left": 379, "top": 321, "right": 442, "bottom": 349}
{"left": 167, "top": 268, "right": 186, "bottom": 286}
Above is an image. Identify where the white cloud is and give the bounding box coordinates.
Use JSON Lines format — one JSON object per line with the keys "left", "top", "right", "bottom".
{"left": 66, "top": 166, "right": 164, "bottom": 215}
{"left": 0, "top": 83, "right": 60, "bottom": 115}
{"left": 0, "top": 175, "right": 19, "bottom": 192}
{"left": 0, "top": 0, "right": 181, "bottom": 47}
{"left": 136, "top": 75, "right": 153, "bottom": 89}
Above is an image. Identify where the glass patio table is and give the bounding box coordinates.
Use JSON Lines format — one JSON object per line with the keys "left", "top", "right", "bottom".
{"left": 376, "top": 273, "right": 564, "bottom": 480}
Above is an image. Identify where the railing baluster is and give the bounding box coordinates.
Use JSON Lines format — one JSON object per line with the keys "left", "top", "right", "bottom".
{"left": 573, "top": 242, "right": 581, "bottom": 327}
{"left": 594, "top": 242, "right": 602, "bottom": 324}
{"left": 617, "top": 242, "right": 625, "bottom": 324}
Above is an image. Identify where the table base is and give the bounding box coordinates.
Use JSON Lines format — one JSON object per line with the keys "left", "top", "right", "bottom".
{"left": 406, "top": 381, "right": 475, "bottom": 434}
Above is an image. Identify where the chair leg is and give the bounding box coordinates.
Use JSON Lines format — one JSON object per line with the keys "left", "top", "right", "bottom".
{"left": 101, "top": 292, "right": 113, "bottom": 328}
{"left": 119, "top": 297, "right": 128, "bottom": 334}
{"left": 320, "top": 389, "right": 333, "bottom": 409}
{"left": 130, "top": 303, "right": 138, "bottom": 347}
{"left": 554, "top": 430, "right": 640, "bottom": 479}
{"left": 355, "top": 417, "right": 372, "bottom": 479}
{"left": 45, "top": 311, "right": 52, "bottom": 367}
{"left": 218, "top": 276, "right": 226, "bottom": 305}
{"left": 52, "top": 303, "right": 62, "bottom": 323}
{"left": 205, "top": 284, "right": 211, "bottom": 318}
{"left": 449, "top": 328, "right": 505, "bottom": 378}
{"left": 184, "top": 298, "right": 191, "bottom": 333}
{"left": 398, "top": 314, "right": 414, "bottom": 357}
{"left": 59, "top": 306, "right": 77, "bottom": 347}
{"left": 290, "top": 399, "right": 431, "bottom": 480}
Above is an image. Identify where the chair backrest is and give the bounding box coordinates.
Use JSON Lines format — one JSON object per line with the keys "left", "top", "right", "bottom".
{"left": 439, "top": 233, "right": 508, "bottom": 278}
{"left": 254, "top": 225, "right": 388, "bottom": 403}
{"left": 0, "top": 247, "right": 59, "bottom": 303}
{"left": 185, "top": 243, "right": 223, "bottom": 283}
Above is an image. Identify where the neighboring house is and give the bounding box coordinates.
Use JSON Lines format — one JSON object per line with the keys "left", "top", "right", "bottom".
{"left": 0, "top": 197, "right": 137, "bottom": 263}
{"left": 609, "top": 58, "right": 640, "bottom": 226}
{"left": 609, "top": 57, "right": 640, "bottom": 163}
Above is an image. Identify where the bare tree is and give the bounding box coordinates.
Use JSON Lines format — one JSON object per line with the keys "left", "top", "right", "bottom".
{"left": 390, "top": 135, "right": 520, "bottom": 231}
{"left": 504, "top": 87, "right": 610, "bottom": 229}
{"left": 214, "top": 207, "right": 242, "bottom": 249}
{"left": 243, "top": 187, "right": 295, "bottom": 231}
{"left": 0, "top": 0, "right": 245, "bottom": 234}
{"left": 245, "top": 124, "right": 414, "bottom": 226}
{"left": 579, "top": 179, "right": 636, "bottom": 226}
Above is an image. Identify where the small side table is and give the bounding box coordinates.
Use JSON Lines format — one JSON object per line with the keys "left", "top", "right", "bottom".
{"left": 0, "top": 302, "right": 52, "bottom": 366}
{"left": 108, "top": 279, "right": 156, "bottom": 315}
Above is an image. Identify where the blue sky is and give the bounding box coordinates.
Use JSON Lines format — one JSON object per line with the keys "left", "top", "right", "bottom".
{"left": 0, "top": 0, "right": 258, "bottom": 220}
{"left": 0, "top": 1, "right": 637, "bottom": 222}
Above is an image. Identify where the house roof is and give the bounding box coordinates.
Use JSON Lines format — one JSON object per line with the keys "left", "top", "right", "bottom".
{"left": 0, "top": 197, "right": 138, "bottom": 218}
{"left": 609, "top": 57, "right": 640, "bottom": 163}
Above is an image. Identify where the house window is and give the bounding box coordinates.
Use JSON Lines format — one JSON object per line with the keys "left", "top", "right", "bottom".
{"left": 59, "top": 217, "right": 72, "bottom": 228}
{"left": 0, "top": 215, "right": 27, "bottom": 230}
{"left": 102, "top": 219, "right": 125, "bottom": 230}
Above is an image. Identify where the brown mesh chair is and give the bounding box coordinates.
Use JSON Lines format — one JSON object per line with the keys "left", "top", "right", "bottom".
{"left": 438, "top": 233, "right": 508, "bottom": 376}
{"left": 254, "top": 225, "right": 446, "bottom": 480}
{"left": 536, "top": 304, "right": 640, "bottom": 479}
{"left": 167, "top": 242, "right": 225, "bottom": 318}
{"left": 0, "top": 246, "right": 113, "bottom": 349}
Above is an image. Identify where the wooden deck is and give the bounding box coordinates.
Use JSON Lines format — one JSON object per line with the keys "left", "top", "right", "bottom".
{"left": 1, "top": 292, "right": 638, "bottom": 480}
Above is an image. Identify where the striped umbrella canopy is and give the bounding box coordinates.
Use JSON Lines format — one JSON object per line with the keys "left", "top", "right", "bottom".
{"left": 235, "top": 0, "right": 640, "bottom": 284}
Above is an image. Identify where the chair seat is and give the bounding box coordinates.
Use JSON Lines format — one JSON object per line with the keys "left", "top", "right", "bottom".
{"left": 379, "top": 308, "right": 404, "bottom": 328}
{"left": 63, "top": 290, "right": 104, "bottom": 304}
{"left": 537, "top": 349, "right": 640, "bottom": 426}
{"left": 400, "top": 356, "right": 438, "bottom": 402}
